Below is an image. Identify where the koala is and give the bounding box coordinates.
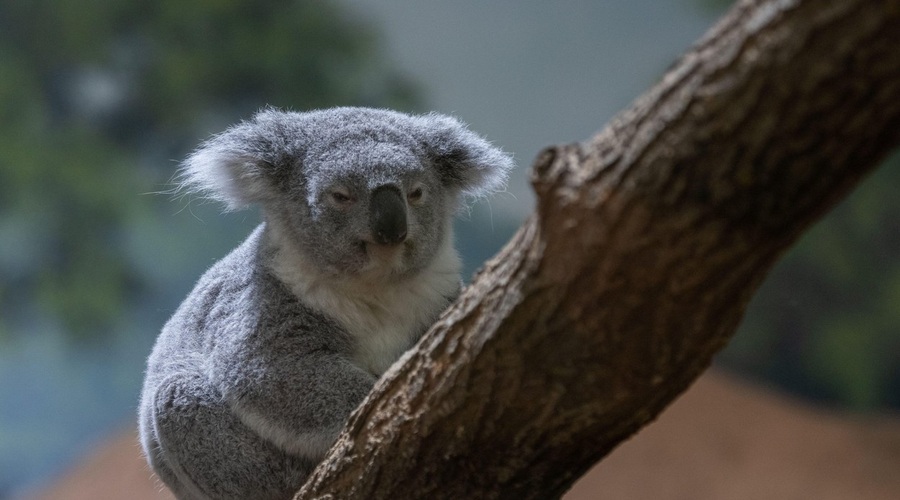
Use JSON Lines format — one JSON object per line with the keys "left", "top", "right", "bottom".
{"left": 138, "top": 107, "right": 512, "bottom": 500}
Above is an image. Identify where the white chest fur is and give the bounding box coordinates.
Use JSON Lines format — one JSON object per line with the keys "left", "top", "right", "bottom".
{"left": 312, "top": 270, "right": 455, "bottom": 375}
{"left": 268, "top": 228, "right": 461, "bottom": 375}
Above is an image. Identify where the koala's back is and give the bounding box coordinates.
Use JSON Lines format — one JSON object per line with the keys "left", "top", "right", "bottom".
{"left": 142, "top": 225, "right": 351, "bottom": 386}
{"left": 144, "top": 226, "right": 259, "bottom": 383}
{"left": 139, "top": 225, "right": 357, "bottom": 499}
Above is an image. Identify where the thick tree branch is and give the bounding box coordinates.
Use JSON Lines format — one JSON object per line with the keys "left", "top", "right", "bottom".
{"left": 297, "top": 0, "right": 900, "bottom": 498}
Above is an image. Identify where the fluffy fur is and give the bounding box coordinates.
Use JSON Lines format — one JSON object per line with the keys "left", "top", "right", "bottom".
{"left": 139, "top": 107, "right": 512, "bottom": 500}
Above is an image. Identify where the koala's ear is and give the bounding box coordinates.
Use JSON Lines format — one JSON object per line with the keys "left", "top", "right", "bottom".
{"left": 416, "top": 113, "right": 514, "bottom": 199}
{"left": 177, "top": 109, "right": 302, "bottom": 210}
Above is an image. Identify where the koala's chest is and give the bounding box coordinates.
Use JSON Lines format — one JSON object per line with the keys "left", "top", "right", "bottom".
{"left": 303, "top": 284, "right": 448, "bottom": 375}
{"left": 348, "top": 311, "right": 423, "bottom": 375}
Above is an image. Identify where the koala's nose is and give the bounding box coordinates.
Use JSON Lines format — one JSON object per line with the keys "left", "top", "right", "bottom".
{"left": 369, "top": 185, "right": 407, "bottom": 245}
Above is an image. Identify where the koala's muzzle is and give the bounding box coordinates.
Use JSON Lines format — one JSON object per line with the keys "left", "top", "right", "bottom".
{"left": 369, "top": 186, "right": 407, "bottom": 245}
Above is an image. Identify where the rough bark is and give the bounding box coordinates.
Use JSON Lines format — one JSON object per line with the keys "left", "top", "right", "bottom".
{"left": 296, "top": 0, "right": 900, "bottom": 498}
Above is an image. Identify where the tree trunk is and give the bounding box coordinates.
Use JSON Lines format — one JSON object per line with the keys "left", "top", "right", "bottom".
{"left": 296, "top": 0, "right": 900, "bottom": 498}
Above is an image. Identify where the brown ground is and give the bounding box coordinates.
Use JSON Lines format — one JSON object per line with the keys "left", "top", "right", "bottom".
{"left": 28, "top": 371, "right": 900, "bottom": 500}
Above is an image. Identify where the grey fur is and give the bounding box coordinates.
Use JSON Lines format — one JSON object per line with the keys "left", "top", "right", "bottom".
{"left": 139, "top": 107, "right": 512, "bottom": 500}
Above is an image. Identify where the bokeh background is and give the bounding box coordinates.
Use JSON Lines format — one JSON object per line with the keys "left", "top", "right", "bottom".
{"left": 1, "top": 0, "right": 898, "bottom": 497}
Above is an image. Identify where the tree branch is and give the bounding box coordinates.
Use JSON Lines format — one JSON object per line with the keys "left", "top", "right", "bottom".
{"left": 296, "top": 0, "right": 900, "bottom": 497}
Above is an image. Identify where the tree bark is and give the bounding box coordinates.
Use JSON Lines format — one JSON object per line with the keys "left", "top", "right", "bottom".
{"left": 296, "top": 0, "right": 900, "bottom": 498}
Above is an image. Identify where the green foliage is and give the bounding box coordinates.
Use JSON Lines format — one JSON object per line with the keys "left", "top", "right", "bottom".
{"left": 0, "top": 0, "right": 419, "bottom": 340}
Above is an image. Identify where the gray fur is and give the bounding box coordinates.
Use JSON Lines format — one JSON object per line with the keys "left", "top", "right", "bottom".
{"left": 139, "top": 107, "right": 512, "bottom": 499}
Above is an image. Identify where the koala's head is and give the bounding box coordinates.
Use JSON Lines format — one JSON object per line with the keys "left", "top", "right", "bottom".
{"left": 179, "top": 107, "right": 513, "bottom": 281}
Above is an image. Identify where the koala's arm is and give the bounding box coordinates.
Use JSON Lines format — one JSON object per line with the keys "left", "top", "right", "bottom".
{"left": 210, "top": 276, "right": 377, "bottom": 462}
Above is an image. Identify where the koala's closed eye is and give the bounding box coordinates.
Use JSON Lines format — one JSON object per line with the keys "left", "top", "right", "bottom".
{"left": 330, "top": 188, "right": 355, "bottom": 206}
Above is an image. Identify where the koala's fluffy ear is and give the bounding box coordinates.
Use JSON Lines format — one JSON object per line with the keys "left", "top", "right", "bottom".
{"left": 416, "top": 113, "right": 514, "bottom": 199}
{"left": 177, "top": 109, "right": 302, "bottom": 210}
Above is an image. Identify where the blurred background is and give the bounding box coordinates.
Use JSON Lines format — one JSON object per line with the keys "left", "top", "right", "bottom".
{"left": 0, "top": 0, "right": 897, "bottom": 498}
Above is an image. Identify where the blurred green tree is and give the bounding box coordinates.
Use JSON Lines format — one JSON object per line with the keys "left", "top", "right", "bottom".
{"left": 0, "top": 0, "right": 419, "bottom": 340}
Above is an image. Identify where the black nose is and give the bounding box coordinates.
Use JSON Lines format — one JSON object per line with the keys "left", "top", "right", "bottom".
{"left": 369, "top": 185, "right": 407, "bottom": 245}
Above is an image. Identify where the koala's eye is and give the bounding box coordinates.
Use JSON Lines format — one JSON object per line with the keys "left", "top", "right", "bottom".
{"left": 407, "top": 186, "right": 425, "bottom": 204}
{"left": 330, "top": 190, "right": 354, "bottom": 205}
